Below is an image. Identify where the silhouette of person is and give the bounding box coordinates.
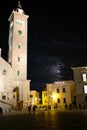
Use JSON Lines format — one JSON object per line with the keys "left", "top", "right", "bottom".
{"left": 0, "top": 107, "right": 3, "bottom": 116}
{"left": 28, "top": 105, "right": 31, "bottom": 112}
{"left": 33, "top": 105, "right": 36, "bottom": 112}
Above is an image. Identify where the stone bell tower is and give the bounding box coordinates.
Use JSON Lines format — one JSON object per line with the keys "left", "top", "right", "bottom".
{"left": 8, "top": 1, "right": 29, "bottom": 80}
{"left": 8, "top": 1, "right": 30, "bottom": 110}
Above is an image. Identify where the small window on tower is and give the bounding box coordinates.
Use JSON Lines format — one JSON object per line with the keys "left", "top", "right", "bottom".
{"left": 18, "top": 30, "right": 22, "bottom": 36}
{"left": 2, "top": 70, "right": 6, "bottom": 75}
{"left": 18, "top": 44, "right": 22, "bottom": 49}
{"left": 18, "top": 57, "right": 21, "bottom": 62}
{"left": 17, "top": 70, "right": 20, "bottom": 76}
{"left": 16, "top": 20, "right": 24, "bottom": 26}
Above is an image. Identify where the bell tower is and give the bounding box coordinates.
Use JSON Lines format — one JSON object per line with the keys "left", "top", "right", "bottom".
{"left": 8, "top": 1, "right": 29, "bottom": 80}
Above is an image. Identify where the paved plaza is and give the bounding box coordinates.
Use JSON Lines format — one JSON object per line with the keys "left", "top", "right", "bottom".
{"left": 0, "top": 110, "right": 87, "bottom": 130}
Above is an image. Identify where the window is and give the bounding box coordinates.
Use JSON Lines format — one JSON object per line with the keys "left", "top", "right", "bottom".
{"left": 17, "top": 70, "right": 20, "bottom": 76}
{"left": 84, "top": 85, "right": 87, "bottom": 93}
{"left": 16, "top": 20, "right": 24, "bottom": 26}
{"left": 18, "top": 30, "right": 22, "bottom": 36}
{"left": 2, "top": 70, "right": 6, "bottom": 75}
{"left": 44, "top": 93, "right": 47, "bottom": 97}
{"left": 57, "top": 98, "right": 60, "bottom": 103}
{"left": 18, "top": 44, "right": 22, "bottom": 49}
{"left": 30, "top": 95, "right": 33, "bottom": 98}
{"left": 63, "top": 98, "right": 66, "bottom": 103}
{"left": 63, "top": 88, "right": 65, "bottom": 93}
{"left": 18, "top": 57, "right": 21, "bottom": 62}
{"left": 82, "top": 73, "right": 87, "bottom": 82}
{"left": 57, "top": 88, "right": 59, "bottom": 93}
{"left": 2, "top": 95, "right": 6, "bottom": 100}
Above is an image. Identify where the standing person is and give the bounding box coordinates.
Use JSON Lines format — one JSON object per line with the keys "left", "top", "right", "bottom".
{"left": 65, "top": 104, "right": 68, "bottom": 110}
{"left": 28, "top": 105, "right": 31, "bottom": 112}
{"left": 0, "top": 107, "right": 3, "bottom": 116}
{"left": 33, "top": 105, "right": 36, "bottom": 112}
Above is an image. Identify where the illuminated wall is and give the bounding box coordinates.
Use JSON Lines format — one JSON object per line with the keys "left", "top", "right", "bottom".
{"left": 0, "top": 1, "right": 30, "bottom": 111}
{"left": 42, "top": 80, "right": 75, "bottom": 110}
{"left": 72, "top": 66, "right": 87, "bottom": 108}
{"left": 29, "top": 90, "right": 39, "bottom": 106}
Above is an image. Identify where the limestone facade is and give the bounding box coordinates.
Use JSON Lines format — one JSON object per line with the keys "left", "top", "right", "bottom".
{"left": 72, "top": 66, "right": 87, "bottom": 109}
{"left": 0, "top": 1, "right": 30, "bottom": 111}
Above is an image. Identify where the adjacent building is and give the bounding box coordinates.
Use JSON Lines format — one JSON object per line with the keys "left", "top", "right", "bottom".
{"left": 72, "top": 66, "right": 87, "bottom": 109}
{"left": 29, "top": 90, "right": 39, "bottom": 106}
{"left": 42, "top": 80, "right": 75, "bottom": 110}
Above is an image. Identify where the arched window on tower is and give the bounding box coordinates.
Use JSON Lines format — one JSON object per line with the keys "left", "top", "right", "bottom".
{"left": 18, "top": 30, "right": 22, "bottom": 36}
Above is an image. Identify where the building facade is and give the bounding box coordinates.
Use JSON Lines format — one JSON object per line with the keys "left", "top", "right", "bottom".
{"left": 0, "top": 1, "right": 30, "bottom": 111}
{"left": 72, "top": 66, "right": 87, "bottom": 109}
{"left": 29, "top": 90, "right": 39, "bottom": 106}
{"left": 42, "top": 80, "right": 75, "bottom": 110}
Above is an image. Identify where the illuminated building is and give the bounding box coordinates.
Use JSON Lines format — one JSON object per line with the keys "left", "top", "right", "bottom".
{"left": 29, "top": 91, "right": 39, "bottom": 106}
{"left": 0, "top": 1, "right": 30, "bottom": 111}
{"left": 72, "top": 66, "right": 87, "bottom": 109}
{"left": 42, "top": 80, "right": 75, "bottom": 110}
{"left": 42, "top": 90, "right": 48, "bottom": 106}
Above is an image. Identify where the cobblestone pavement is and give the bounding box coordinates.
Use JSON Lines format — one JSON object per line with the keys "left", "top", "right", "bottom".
{"left": 0, "top": 110, "right": 87, "bottom": 130}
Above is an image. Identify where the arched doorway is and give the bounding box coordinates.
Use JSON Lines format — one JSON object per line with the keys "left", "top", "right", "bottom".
{"left": 13, "top": 87, "right": 19, "bottom": 107}
{"left": 13, "top": 87, "right": 23, "bottom": 110}
{"left": 13, "top": 87, "right": 20, "bottom": 110}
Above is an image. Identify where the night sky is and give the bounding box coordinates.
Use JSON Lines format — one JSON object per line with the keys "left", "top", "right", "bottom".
{"left": 0, "top": 1, "right": 87, "bottom": 91}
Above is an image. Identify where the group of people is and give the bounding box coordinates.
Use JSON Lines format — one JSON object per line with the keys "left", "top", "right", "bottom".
{"left": 28, "top": 105, "right": 37, "bottom": 112}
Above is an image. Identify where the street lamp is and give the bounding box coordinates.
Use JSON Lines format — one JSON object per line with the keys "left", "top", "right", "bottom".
{"left": 51, "top": 93, "right": 57, "bottom": 100}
